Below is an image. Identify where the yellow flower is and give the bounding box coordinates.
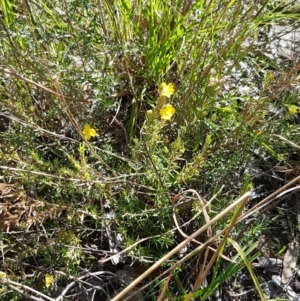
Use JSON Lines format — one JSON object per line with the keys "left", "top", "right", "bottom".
{"left": 158, "top": 83, "right": 175, "bottom": 98}
{"left": 160, "top": 104, "right": 176, "bottom": 121}
{"left": 82, "top": 123, "right": 97, "bottom": 140}
{"left": 45, "top": 273, "right": 53, "bottom": 288}
{"left": 287, "top": 105, "right": 299, "bottom": 115}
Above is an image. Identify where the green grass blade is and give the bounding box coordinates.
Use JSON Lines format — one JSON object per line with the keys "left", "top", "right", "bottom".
{"left": 228, "top": 238, "right": 266, "bottom": 301}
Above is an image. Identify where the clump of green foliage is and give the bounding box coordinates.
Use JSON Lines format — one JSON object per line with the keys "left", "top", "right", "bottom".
{"left": 0, "top": 0, "right": 300, "bottom": 300}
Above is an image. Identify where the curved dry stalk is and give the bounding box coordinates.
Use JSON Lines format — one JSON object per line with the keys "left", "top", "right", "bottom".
{"left": 172, "top": 189, "right": 212, "bottom": 237}
{"left": 172, "top": 189, "right": 212, "bottom": 301}
{"left": 172, "top": 189, "right": 243, "bottom": 265}
{"left": 111, "top": 191, "right": 250, "bottom": 301}
{"left": 184, "top": 192, "right": 249, "bottom": 301}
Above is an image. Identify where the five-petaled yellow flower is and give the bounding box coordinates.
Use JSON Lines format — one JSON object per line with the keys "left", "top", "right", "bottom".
{"left": 158, "top": 83, "right": 175, "bottom": 98}
{"left": 160, "top": 104, "right": 176, "bottom": 121}
{"left": 82, "top": 124, "right": 97, "bottom": 140}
